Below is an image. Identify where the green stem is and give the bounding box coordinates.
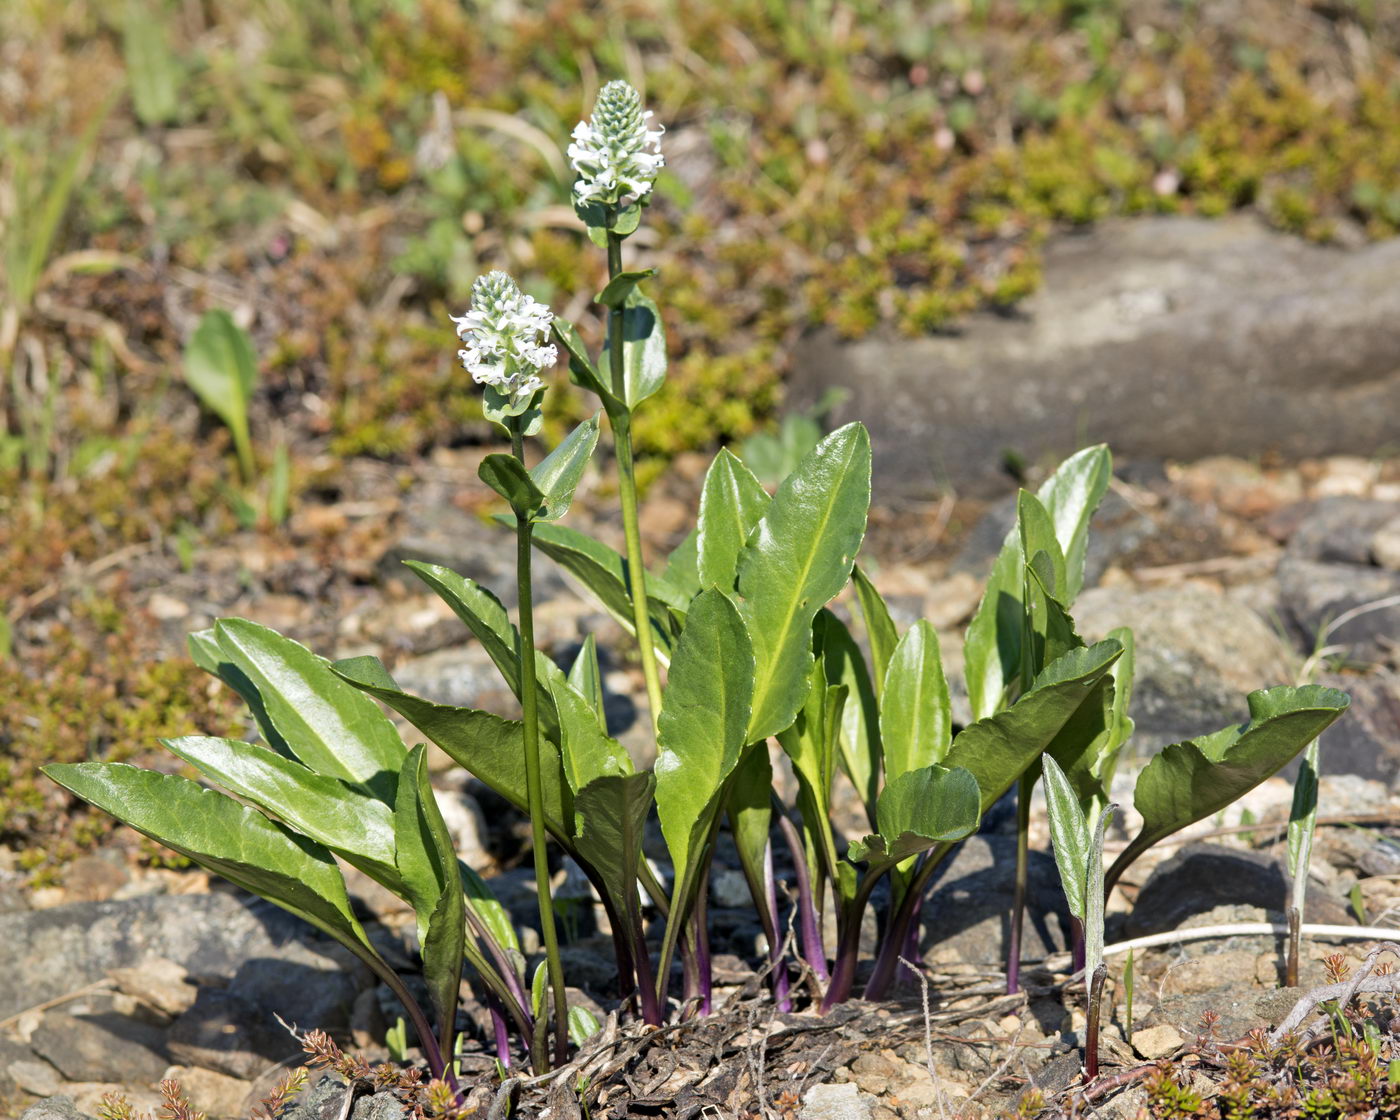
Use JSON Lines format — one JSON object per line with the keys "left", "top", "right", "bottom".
{"left": 511, "top": 421, "right": 570, "bottom": 1071}
{"left": 606, "top": 229, "right": 664, "bottom": 735}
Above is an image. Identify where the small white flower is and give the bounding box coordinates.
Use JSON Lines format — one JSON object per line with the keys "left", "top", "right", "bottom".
{"left": 451, "top": 271, "right": 557, "bottom": 411}
{"left": 569, "top": 80, "right": 664, "bottom": 208}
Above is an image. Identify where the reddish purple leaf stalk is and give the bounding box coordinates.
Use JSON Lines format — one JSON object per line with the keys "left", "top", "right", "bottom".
{"left": 778, "top": 815, "right": 830, "bottom": 982}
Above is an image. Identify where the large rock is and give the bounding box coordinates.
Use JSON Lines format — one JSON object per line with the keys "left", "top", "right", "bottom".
{"left": 1311, "top": 670, "right": 1400, "bottom": 787}
{"left": 0, "top": 892, "right": 368, "bottom": 1024}
{"left": 791, "top": 217, "right": 1400, "bottom": 494}
{"left": 28, "top": 1011, "right": 169, "bottom": 1084}
{"left": 166, "top": 989, "right": 300, "bottom": 1080}
{"left": 1074, "top": 585, "right": 1297, "bottom": 752}
{"left": 1278, "top": 558, "right": 1400, "bottom": 663}
{"left": 18, "top": 1097, "right": 92, "bottom": 1120}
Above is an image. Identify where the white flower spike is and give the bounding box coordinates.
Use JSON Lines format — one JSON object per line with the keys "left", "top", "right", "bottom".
{"left": 451, "top": 271, "right": 558, "bottom": 413}
{"left": 569, "top": 80, "right": 664, "bottom": 208}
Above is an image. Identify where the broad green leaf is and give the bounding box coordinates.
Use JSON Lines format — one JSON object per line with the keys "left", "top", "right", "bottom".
{"left": 530, "top": 414, "right": 601, "bottom": 522}
{"left": 697, "top": 449, "right": 770, "bottom": 591}
{"left": 654, "top": 591, "right": 755, "bottom": 972}
{"left": 571, "top": 772, "right": 656, "bottom": 975}
{"left": 1109, "top": 685, "right": 1350, "bottom": 887}
{"left": 552, "top": 318, "right": 621, "bottom": 414}
{"left": 735, "top": 423, "right": 871, "bottom": 741}
{"left": 479, "top": 454, "right": 545, "bottom": 518}
{"left": 945, "top": 640, "right": 1123, "bottom": 814}
{"left": 596, "top": 269, "right": 656, "bottom": 308}
{"left": 45, "top": 763, "right": 377, "bottom": 960}
{"left": 964, "top": 446, "right": 1111, "bottom": 720}
{"left": 851, "top": 566, "right": 898, "bottom": 698}
{"left": 847, "top": 765, "right": 981, "bottom": 875}
{"left": 187, "top": 629, "right": 291, "bottom": 758}
{"left": 567, "top": 634, "right": 606, "bottom": 733}
{"left": 820, "top": 611, "right": 880, "bottom": 829}
{"left": 548, "top": 673, "right": 633, "bottom": 793}
{"left": 659, "top": 529, "right": 701, "bottom": 603}
{"left": 1018, "top": 491, "right": 1066, "bottom": 601}
{"left": 331, "top": 657, "right": 575, "bottom": 845}
{"left": 212, "top": 619, "right": 404, "bottom": 797}
{"left": 162, "top": 735, "right": 398, "bottom": 885}
{"left": 880, "top": 620, "right": 951, "bottom": 783}
{"left": 394, "top": 746, "right": 465, "bottom": 1057}
{"left": 1041, "top": 754, "right": 1090, "bottom": 918}
{"left": 599, "top": 289, "right": 667, "bottom": 409}
{"left": 183, "top": 310, "right": 257, "bottom": 480}
{"left": 569, "top": 1004, "right": 602, "bottom": 1046}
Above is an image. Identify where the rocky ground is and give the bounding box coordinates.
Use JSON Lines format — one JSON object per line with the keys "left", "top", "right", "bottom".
{"left": 4, "top": 428, "right": 1399, "bottom": 1119}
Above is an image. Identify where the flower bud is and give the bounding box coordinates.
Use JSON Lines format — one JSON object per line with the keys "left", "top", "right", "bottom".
{"left": 569, "top": 80, "right": 664, "bottom": 208}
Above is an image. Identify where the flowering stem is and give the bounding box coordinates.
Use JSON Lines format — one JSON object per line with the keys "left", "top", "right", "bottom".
{"left": 510, "top": 420, "right": 569, "bottom": 1071}
{"left": 605, "top": 229, "right": 664, "bottom": 736}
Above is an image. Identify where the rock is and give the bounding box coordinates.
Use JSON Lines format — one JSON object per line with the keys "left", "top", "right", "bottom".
{"left": 1131, "top": 1024, "right": 1183, "bottom": 1059}
{"left": 60, "top": 854, "right": 130, "bottom": 904}
{"left": 1309, "top": 672, "right": 1400, "bottom": 787}
{"left": 1374, "top": 516, "right": 1400, "bottom": 571}
{"left": 108, "top": 958, "right": 198, "bottom": 1017}
{"left": 166, "top": 989, "right": 302, "bottom": 1080}
{"left": 434, "top": 788, "right": 490, "bottom": 871}
{"left": 1278, "top": 557, "right": 1400, "bottom": 662}
{"left": 227, "top": 955, "right": 362, "bottom": 1037}
{"left": 1074, "top": 585, "right": 1296, "bottom": 752}
{"left": 922, "top": 835, "right": 1068, "bottom": 963}
{"left": 710, "top": 869, "right": 752, "bottom": 910}
{"left": 17, "top": 1096, "right": 91, "bottom": 1120}
{"left": 1158, "top": 950, "right": 1259, "bottom": 997}
{"left": 802, "top": 1082, "right": 874, "bottom": 1120}
{"left": 1286, "top": 498, "right": 1399, "bottom": 566}
{"left": 0, "top": 893, "right": 370, "bottom": 1025}
{"left": 282, "top": 1075, "right": 409, "bottom": 1120}
{"left": 390, "top": 644, "right": 516, "bottom": 717}
{"left": 10, "top": 1060, "right": 63, "bottom": 1099}
{"left": 160, "top": 1066, "right": 255, "bottom": 1119}
{"left": 1139, "top": 985, "right": 1302, "bottom": 1042}
{"left": 791, "top": 216, "right": 1400, "bottom": 496}
{"left": 1126, "top": 844, "right": 1351, "bottom": 937}
{"left": 28, "top": 1011, "right": 169, "bottom": 1083}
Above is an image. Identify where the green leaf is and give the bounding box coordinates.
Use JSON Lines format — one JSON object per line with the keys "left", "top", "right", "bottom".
{"left": 45, "top": 763, "right": 377, "bottom": 958}
{"left": 1041, "top": 754, "right": 1091, "bottom": 919}
{"left": 530, "top": 414, "right": 601, "bottom": 522}
{"left": 1287, "top": 739, "right": 1320, "bottom": 880}
{"left": 567, "top": 634, "right": 606, "bottom": 733}
{"left": 568, "top": 1004, "right": 602, "bottom": 1046}
{"left": 331, "top": 657, "right": 575, "bottom": 846}
{"left": 162, "top": 735, "right": 398, "bottom": 885}
{"left": 600, "top": 289, "right": 667, "bottom": 409}
{"left": 1036, "top": 444, "right": 1112, "bottom": 604}
{"left": 479, "top": 454, "right": 546, "bottom": 518}
{"left": 879, "top": 620, "right": 951, "bottom": 783}
{"left": 654, "top": 591, "right": 755, "bottom": 971}
{"left": 548, "top": 673, "right": 633, "bottom": 794}
{"left": 659, "top": 529, "right": 701, "bottom": 603}
{"left": 183, "top": 310, "right": 257, "bottom": 481}
{"left": 735, "top": 423, "right": 872, "bottom": 741}
{"left": 697, "top": 449, "right": 771, "bottom": 592}
{"left": 851, "top": 566, "right": 899, "bottom": 698}
{"left": 123, "top": 0, "right": 181, "bottom": 127}
{"left": 945, "top": 640, "right": 1123, "bottom": 815}
{"left": 552, "top": 318, "right": 621, "bottom": 414}
{"left": 572, "top": 772, "right": 656, "bottom": 973}
{"left": 776, "top": 653, "right": 847, "bottom": 901}
{"left": 394, "top": 746, "right": 465, "bottom": 1057}
{"left": 820, "top": 611, "right": 880, "bottom": 829}
{"left": 212, "top": 619, "right": 405, "bottom": 797}
{"left": 847, "top": 765, "right": 982, "bottom": 875}
{"left": 1109, "top": 685, "right": 1350, "bottom": 887}
{"left": 461, "top": 862, "right": 522, "bottom": 958}
{"left": 596, "top": 269, "right": 656, "bottom": 308}
{"left": 186, "top": 628, "right": 291, "bottom": 758}
{"left": 726, "top": 745, "right": 774, "bottom": 938}
{"left": 482, "top": 385, "right": 543, "bottom": 433}
{"left": 1097, "top": 625, "right": 1137, "bottom": 797}
{"left": 1018, "top": 490, "right": 1067, "bottom": 601}
{"left": 1084, "top": 800, "right": 1115, "bottom": 982}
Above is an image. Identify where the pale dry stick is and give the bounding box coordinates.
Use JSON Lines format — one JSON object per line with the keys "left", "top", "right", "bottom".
{"left": 1100, "top": 811, "right": 1400, "bottom": 853}
{"left": 742, "top": 1002, "right": 778, "bottom": 1120}
{"left": 900, "top": 956, "right": 951, "bottom": 1120}
{"left": 0, "top": 978, "right": 114, "bottom": 1031}
{"left": 1269, "top": 942, "right": 1400, "bottom": 1043}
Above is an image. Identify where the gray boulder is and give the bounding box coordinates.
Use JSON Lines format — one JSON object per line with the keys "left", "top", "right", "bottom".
{"left": 791, "top": 216, "right": 1400, "bottom": 495}
{"left": 18, "top": 1097, "right": 91, "bottom": 1120}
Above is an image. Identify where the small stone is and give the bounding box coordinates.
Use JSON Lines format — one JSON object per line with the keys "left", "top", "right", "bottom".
{"left": 850, "top": 1051, "right": 898, "bottom": 1089}
{"left": 148, "top": 593, "right": 190, "bottom": 620}
{"left": 709, "top": 869, "right": 751, "bottom": 910}
{"left": 1310, "top": 457, "right": 1379, "bottom": 498}
{"left": 161, "top": 1065, "right": 255, "bottom": 1119}
{"left": 435, "top": 789, "right": 490, "bottom": 871}
{"left": 10, "top": 1059, "right": 64, "bottom": 1099}
{"left": 802, "top": 1082, "right": 874, "bottom": 1120}
{"left": 108, "top": 958, "right": 198, "bottom": 1017}
{"left": 17, "top": 1095, "right": 90, "bottom": 1120}
{"left": 1159, "top": 950, "right": 1258, "bottom": 997}
{"left": 1132, "top": 1024, "right": 1183, "bottom": 1059}
{"left": 29, "top": 1012, "right": 169, "bottom": 1084}
{"left": 61, "top": 854, "right": 130, "bottom": 904}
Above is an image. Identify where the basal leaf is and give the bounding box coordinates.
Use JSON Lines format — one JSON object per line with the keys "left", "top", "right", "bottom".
{"left": 567, "top": 634, "right": 606, "bottom": 733}
{"left": 571, "top": 772, "right": 656, "bottom": 982}
{"left": 820, "top": 611, "right": 880, "bottom": 830}
{"left": 735, "top": 423, "right": 871, "bottom": 742}
{"left": 212, "top": 619, "right": 404, "bottom": 797}
{"left": 851, "top": 566, "right": 898, "bottom": 698}
{"left": 187, "top": 628, "right": 290, "bottom": 757}
{"left": 1109, "top": 685, "right": 1350, "bottom": 887}
{"left": 847, "top": 765, "right": 981, "bottom": 875}
{"left": 697, "top": 449, "right": 770, "bottom": 592}
{"left": 183, "top": 310, "right": 256, "bottom": 477}
{"left": 1041, "top": 754, "right": 1090, "bottom": 919}
{"left": 1036, "top": 444, "right": 1111, "bottom": 604}
{"left": 549, "top": 673, "right": 633, "bottom": 794}
{"left": 879, "top": 620, "right": 951, "bottom": 783}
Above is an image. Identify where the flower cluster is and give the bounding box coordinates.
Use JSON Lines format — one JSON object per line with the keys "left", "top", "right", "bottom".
{"left": 451, "top": 271, "right": 557, "bottom": 410}
{"left": 569, "top": 80, "right": 664, "bottom": 208}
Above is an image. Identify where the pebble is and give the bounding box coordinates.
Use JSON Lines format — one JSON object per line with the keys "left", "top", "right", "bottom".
{"left": 1132, "top": 1024, "right": 1183, "bottom": 1059}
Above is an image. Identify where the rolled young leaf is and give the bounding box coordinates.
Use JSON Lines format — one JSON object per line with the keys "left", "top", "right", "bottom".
{"left": 1107, "top": 685, "right": 1350, "bottom": 890}
{"left": 567, "top": 634, "right": 607, "bottom": 733}
{"left": 1041, "top": 754, "right": 1091, "bottom": 919}
{"left": 735, "top": 423, "right": 871, "bottom": 742}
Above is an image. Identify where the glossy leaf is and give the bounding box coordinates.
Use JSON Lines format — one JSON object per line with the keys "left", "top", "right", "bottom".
{"left": 569, "top": 1005, "right": 602, "bottom": 1046}
{"left": 548, "top": 672, "right": 633, "bottom": 794}
{"left": 162, "top": 735, "right": 398, "bottom": 885}
{"left": 45, "top": 763, "right": 376, "bottom": 959}
{"left": 1036, "top": 444, "right": 1112, "bottom": 604}
{"left": 187, "top": 628, "right": 291, "bottom": 757}
{"left": 529, "top": 414, "right": 601, "bottom": 522}
{"left": 1109, "top": 685, "right": 1350, "bottom": 887}
{"left": 212, "top": 619, "right": 404, "bottom": 796}
{"left": 852, "top": 566, "right": 898, "bottom": 698}
{"left": 600, "top": 288, "right": 667, "bottom": 409}
{"left": 735, "top": 423, "right": 872, "bottom": 741}
{"left": 726, "top": 745, "right": 775, "bottom": 942}
{"left": 654, "top": 591, "right": 755, "bottom": 971}
{"left": 847, "top": 765, "right": 982, "bottom": 875}
{"left": 479, "top": 453, "right": 545, "bottom": 518}
{"left": 596, "top": 269, "right": 656, "bottom": 308}
{"left": 945, "top": 640, "right": 1124, "bottom": 814}
{"left": 571, "top": 772, "right": 656, "bottom": 983}
{"left": 879, "top": 620, "right": 951, "bottom": 783}
{"left": 697, "top": 449, "right": 770, "bottom": 592}
{"left": 567, "top": 634, "right": 606, "bottom": 733}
